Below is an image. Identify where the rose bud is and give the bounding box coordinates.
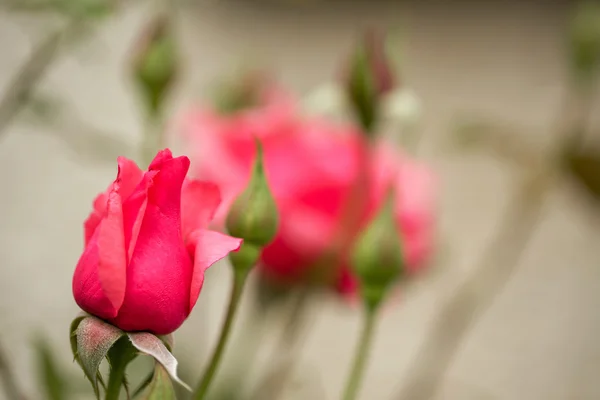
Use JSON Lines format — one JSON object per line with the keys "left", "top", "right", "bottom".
{"left": 568, "top": 1, "right": 600, "bottom": 83}
{"left": 226, "top": 139, "right": 279, "bottom": 274}
{"left": 352, "top": 187, "right": 404, "bottom": 309}
{"left": 131, "top": 14, "right": 178, "bottom": 117}
{"left": 72, "top": 149, "right": 242, "bottom": 334}
{"left": 343, "top": 28, "right": 396, "bottom": 134}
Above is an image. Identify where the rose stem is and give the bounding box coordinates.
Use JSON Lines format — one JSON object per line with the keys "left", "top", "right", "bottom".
{"left": 193, "top": 269, "right": 248, "bottom": 400}
{"left": 341, "top": 304, "right": 379, "bottom": 400}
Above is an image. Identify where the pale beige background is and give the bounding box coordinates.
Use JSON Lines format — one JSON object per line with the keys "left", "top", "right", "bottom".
{"left": 1, "top": 1, "right": 600, "bottom": 399}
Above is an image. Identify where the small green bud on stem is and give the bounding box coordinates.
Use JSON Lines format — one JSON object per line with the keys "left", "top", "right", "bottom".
{"left": 352, "top": 186, "right": 404, "bottom": 310}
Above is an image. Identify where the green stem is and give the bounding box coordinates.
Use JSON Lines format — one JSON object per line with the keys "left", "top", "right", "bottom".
{"left": 105, "top": 359, "right": 127, "bottom": 400}
{"left": 341, "top": 305, "right": 378, "bottom": 400}
{"left": 193, "top": 270, "right": 248, "bottom": 400}
{"left": 250, "top": 288, "right": 310, "bottom": 400}
{"left": 0, "top": 341, "right": 27, "bottom": 400}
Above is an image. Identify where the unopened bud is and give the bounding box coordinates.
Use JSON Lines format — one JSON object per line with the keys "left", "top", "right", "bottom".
{"left": 213, "top": 70, "right": 269, "bottom": 114}
{"left": 131, "top": 14, "right": 178, "bottom": 117}
{"left": 352, "top": 187, "right": 404, "bottom": 309}
{"left": 226, "top": 139, "right": 278, "bottom": 249}
{"left": 568, "top": 1, "right": 600, "bottom": 83}
{"left": 344, "top": 29, "right": 396, "bottom": 134}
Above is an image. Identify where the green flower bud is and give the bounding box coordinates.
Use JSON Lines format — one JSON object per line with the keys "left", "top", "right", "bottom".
{"left": 568, "top": 1, "right": 600, "bottom": 84}
{"left": 226, "top": 139, "right": 279, "bottom": 248}
{"left": 352, "top": 188, "right": 404, "bottom": 309}
{"left": 131, "top": 14, "right": 178, "bottom": 117}
{"left": 344, "top": 29, "right": 396, "bottom": 135}
{"left": 213, "top": 70, "right": 268, "bottom": 114}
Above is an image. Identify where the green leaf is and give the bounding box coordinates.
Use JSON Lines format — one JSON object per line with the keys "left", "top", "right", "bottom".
{"left": 128, "top": 332, "right": 191, "bottom": 392}
{"left": 136, "top": 365, "right": 176, "bottom": 400}
{"left": 75, "top": 316, "right": 124, "bottom": 398}
{"left": 34, "top": 336, "right": 67, "bottom": 400}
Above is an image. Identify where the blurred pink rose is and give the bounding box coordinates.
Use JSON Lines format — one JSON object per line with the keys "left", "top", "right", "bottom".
{"left": 179, "top": 92, "right": 435, "bottom": 295}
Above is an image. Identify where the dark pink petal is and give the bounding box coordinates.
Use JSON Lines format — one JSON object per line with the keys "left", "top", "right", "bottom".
{"left": 186, "top": 229, "right": 242, "bottom": 311}
{"left": 122, "top": 171, "right": 158, "bottom": 261}
{"left": 111, "top": 156, "right": 192, "bottom": 334}
{"left": 181, "top": 180, "right": 221, "bottom": 242}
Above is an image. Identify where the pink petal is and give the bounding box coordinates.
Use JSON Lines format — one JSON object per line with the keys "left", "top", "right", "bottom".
{"left": 186, "top": 229, "right": 242, "bottom": 311}
{"left": 116, "top": 156, "right": 143, "bottom": 201}
{"left": 84, "top": 209, "right": 103, "bottom": 247}
{"left": 84, "top": 192, "right": 109, "bottom": 247}
{"left": 181, "top": 180, "right": 221, "bottom": 242}
{"left": 111, "top": 155, "right": 193, "bottom": 334}
{"left": 148, "top": 148, "right": 174, "bottom": 170}
{"left": 122, "top": 171, "right": 157, "bottom": 261}
{"left": 73, "top": 236, "right": 119, "bottom": 319}
{"left": 96, "top": 187, "right": 127, "bottom": 312}
{"left": 73, "top": 188, "right": 127, "bottom": 319}
{"left": 83, "top": 157, "right": 142, "bottom": 247}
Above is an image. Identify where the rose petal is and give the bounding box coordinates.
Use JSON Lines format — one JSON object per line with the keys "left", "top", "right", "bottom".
{"left": 186, "top": 229, "right": 242, "bottom": 311}
{"left": 83, "top": 157, "right": 142, "bottom": 247}
{"left": 122, "top": 171, "right": 157, "bottom": 261}
{"left": 148, "top": 148, "right": 174, "bottom": 170}
{"left": 111, "top": 156, "right": 192, "bottom": 334}
{"left": 181, "top": 180, "right": 221, "bottom": 242}
{"left": 97, "top": 187, "right": 127, "bottom": 312}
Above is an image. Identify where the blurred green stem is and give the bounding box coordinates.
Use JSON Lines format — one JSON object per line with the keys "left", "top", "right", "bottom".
{"left": 0, "top": 22, "right": 76, "bottom": 137}
{"left": 341, "top": 305, "right": 378, "bottom": 400}
{"left": 194, "top": 270, "right": 248, "bottom": 400}
{"left": 395, "top": 50, "right": 591, "bottom": 400}
{"left": 140, "top": 113, "right": 165, "bottom": 167}
{"left": 0, "top": 341, "right": 28, "bottom": 400}
{"left": 213, "top": 297, "right": 270, "bottom": 396}
{"left": 250, "top": 288, "right": 310, "bottom": 400}
{"left": 394, "top": 171, "right": 551, "bottom": 400}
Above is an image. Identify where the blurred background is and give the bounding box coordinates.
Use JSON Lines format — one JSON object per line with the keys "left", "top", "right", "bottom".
{"left": 1, "top": 0, "right": 600, "bottom": 399}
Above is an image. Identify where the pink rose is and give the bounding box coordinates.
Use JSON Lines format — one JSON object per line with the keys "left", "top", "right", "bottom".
{"left": 72, "top": 149, "right": 242, "bottom": 334}
{"left": 181, "top": 98, "right": 435, "bottom": 295}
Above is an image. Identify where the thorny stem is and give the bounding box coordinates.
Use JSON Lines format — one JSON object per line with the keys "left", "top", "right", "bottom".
{"left": 193, "top": 270, "right": 248, "bottom": 400}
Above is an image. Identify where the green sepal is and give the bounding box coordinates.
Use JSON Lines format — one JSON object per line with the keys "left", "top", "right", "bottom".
{"left": 128, "top": 332, "right": 191, "bottom": 391}
{"left": 71, "top": 315, "right": 124, "bottom": 398}
{"left": 135, "top": 364, "right": 176, "bottom": 400}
